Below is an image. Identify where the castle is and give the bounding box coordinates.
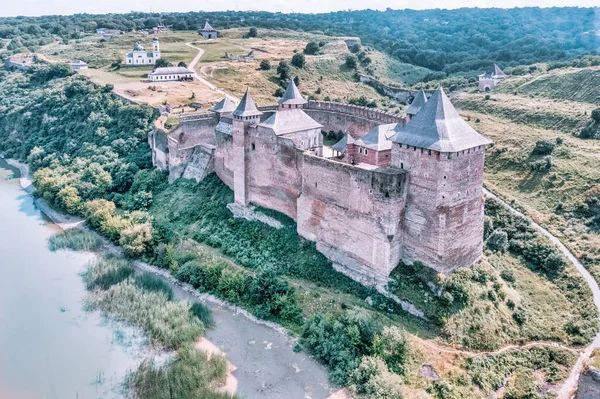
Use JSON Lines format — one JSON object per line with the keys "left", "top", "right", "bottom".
{"left": 148, "top": 81, "right": 492, "bottom": 284}
{"left": 125, "top": 37, "right": 161, "bottom": 66}
{"left": 478, "top": 64, "right": 508, "bottom": 91}
{"left": 199, "top": 21, "right": 217, "bottom": 39}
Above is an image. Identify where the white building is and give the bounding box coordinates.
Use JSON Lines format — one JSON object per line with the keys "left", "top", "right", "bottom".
{"left": 71, "top": 60, "right": 88, "bottom": 70}
{"left": 478, "top": 64, "right": 508, "bottom": 91}
{"left": 125, "top": 37, "right": 161, "bottom": 66}
{"left": 148, "top": 67, "right": 194, "bottom": 82}
{"left": 199, "top": 21, "right": 217, "bottom": 39}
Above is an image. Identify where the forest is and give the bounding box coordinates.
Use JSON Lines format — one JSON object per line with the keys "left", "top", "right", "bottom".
{"left": 0, "top": 7, "right": 598, "bottom": 74}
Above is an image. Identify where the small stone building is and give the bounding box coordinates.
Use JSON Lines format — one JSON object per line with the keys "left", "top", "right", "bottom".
{"left": 199, "top": 21, "right": 217, "bottom": 39}
{"left": 71, "top": 60, "right": 88, "bottom": 70}
{"left": 478, "top": 64, "right": 508, "bottom": 91}
{"left": 125, "top": 37, "right": 161, "bottom": 66}
{"left": 148, "top": 67, "right": 194, "bottom": 82}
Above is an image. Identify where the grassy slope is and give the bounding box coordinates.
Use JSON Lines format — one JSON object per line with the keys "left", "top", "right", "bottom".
{"left": 455, "top": 69, "right": 600, "bottom": 282}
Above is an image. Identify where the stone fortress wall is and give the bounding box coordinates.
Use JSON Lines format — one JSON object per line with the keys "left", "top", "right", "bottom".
{"left": 149, "top": 88, "right": 490, "bottom": 284}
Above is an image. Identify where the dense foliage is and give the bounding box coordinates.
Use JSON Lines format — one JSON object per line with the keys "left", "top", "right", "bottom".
{"left": 1, "top": 7, "right": 598, "bottom": 73}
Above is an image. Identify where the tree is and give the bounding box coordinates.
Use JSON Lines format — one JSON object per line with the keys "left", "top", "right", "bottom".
{"left": 349, "top": 43, "right": 361, "bottom": 53}
{"left": 531, "top": 140, "right": 555, "bottom": 155}
{"left": 154, "top": 58, "right": 170, "bottom": 68}
{"left": 277, "top": 60, "right": 290, "bottom": 81}
{"left": 291, "top": 53, "right": 305, "bottom": 68}
{"left": 259, "top": 59, "right": 271, "bottom": 70}
{"left": 247, "top": 27, "right": 258, "bottom": 38}
{"left": 177, "top": 61, "right": 187, "bottom": 68}
{"left": 486, "top": 230, "right": 509, "bottom": 253}
{"left": 293, "top": 76, "right": 301, "bottom": 87}
{"left": 345, "top": 54, "right": 357, "bottom": 69}
{"left": 304, "top": 41, "right": 320, "bottom": 55}
{"left": 592, "top": 108, "right": 600, "bottom": 123}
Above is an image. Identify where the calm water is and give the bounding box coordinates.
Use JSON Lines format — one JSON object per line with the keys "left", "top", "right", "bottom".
{"left": 0, "top": 159, "right": 143, "bottom": 399}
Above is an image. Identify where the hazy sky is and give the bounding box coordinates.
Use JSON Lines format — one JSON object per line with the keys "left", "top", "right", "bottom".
{"left": 1, "top": 0, "right": 599, "bottom": 17}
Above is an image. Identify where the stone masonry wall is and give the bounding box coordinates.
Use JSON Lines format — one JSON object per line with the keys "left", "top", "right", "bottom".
{"left": 214, "top": 129, "right": 235, "bottom": 189}
{"left": 391, "top": 143, "right": 486, "bottom": 273}
{"left": 245, "top": 126, "right": 304, "bottom": 220}
{"left": 297, "top": 154, "right": 406, "bottom": 277}
{"left": 304, "top": 101, "right": 405, "bottom": 139}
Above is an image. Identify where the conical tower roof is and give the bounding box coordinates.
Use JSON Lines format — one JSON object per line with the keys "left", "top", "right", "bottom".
{"left": 278, "top": 79, "right": 307, "bottom": 106}
{"left": 405, "top": 88, "right": 428, "bottom": 116}
{"left": 393, "top": 87, "right": 492, "bottom": 152}
{"left": 210, "top": 97, "right": 237, "bottom": 113}
{"left": 202, "top": 21, "right": 215, "bottom": 31}
{"left": 232, "top": 89, "right": 263, "bottom": 118}
{"left": 494, "top": 64, "right": 507, "bottom": 77}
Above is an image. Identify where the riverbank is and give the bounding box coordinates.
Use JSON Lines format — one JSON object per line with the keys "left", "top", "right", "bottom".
{"left": 2, "top": 157, "right": 341, "bottom": 399}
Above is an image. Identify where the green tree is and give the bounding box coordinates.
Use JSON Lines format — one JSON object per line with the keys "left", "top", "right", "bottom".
{"left": 177, "top": 61, "right": 187, "bottom": 67}
{"left": 259, "top": 59, "right": 271, "bottom": 70}
{"left": 247, "top": 27, "right": 258, "bottom": 37}
{"left": 291, "top": 53, "right": 305, "bottom": 68}
{"left": 154, "top": 58, "right": 170, "bottom": 68}
{"left": 277, "top": 60, "right": 290, "bottom": 81}
{"left": 345, "top": 54, "right": 358, "bottom": 69}
{"left": 304, "top": 41, "right": 320, "bottom": 55}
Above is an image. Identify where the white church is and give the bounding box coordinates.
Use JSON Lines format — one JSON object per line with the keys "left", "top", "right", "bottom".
{"left": 125, "top": 37, "right": 161, "bottom": 66}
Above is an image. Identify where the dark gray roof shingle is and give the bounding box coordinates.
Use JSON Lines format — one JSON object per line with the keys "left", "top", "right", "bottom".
{"left": 278, "top": 80, "right": 307, "bottom": 106}
{"left": 393, "top": 87, "right": 492, "bottom": 152}
{"left": 210, "top": 97, "right": 237, "bottom": 113}
{"left": 259, "top": 108, "right": 322, "bottom": 135}
{"left": 233, "top": 89, "right": 263, "bottom": 118}
{"left": 406, "top": 88, "right": 428, "bottom": 116}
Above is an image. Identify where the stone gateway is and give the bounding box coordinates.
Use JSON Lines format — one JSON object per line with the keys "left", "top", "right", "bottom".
{"left": 149, "top": 80, "right": 492, "bottom": 284}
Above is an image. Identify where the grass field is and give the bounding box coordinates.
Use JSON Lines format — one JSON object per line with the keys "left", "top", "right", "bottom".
{"left": 454, "top": 72, "right": 600, "bottom": 287}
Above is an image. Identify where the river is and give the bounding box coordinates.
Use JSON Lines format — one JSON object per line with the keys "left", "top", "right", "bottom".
{"left": 0, "top": 158, "right": 336, "bottom": 399}
{"left": 0, "top": 159, "right": 147, "bottom": 399}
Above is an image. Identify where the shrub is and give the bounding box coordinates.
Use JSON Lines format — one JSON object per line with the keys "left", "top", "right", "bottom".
{"left": 349, "top": 43, "right": 361, "bottom": 53}
{"left": 119, "top": 222, "right": 153, "bottom": 257}
{"left": 345, "top": 54, "right": 358, "bottom": 69}
{"left": 291, "top": 53, "right": 305, "bottom": 68}
{"left": 486, "top": 230, "right": 509, "bottom": 253}
{"left": 259, "top": 59, "right": 271, "bottom": 70}
{"left": 500, "top": 270, "right": 516, "bottom": 283}
{"left": 247, "top": 27, "right": 258, "bottom": 38}
{"left": 349, "top": 357, "right": 404, "bottom": 399}
{"left": 302, "top": 312, "right": 379, "bottom": 385}
{"left": 372, "top": 326, "right": 410, "bottom": 375}
{"left": 531, "top": 139, "right": 555, "bottom": 155}
{"left": 273, "top": 87, "right": 284, "bottom": 97}
{"left": 277, "top": 60, "right": 290, "bottom": 81}
{"left": 304, "top": 41, "right": 320, "bottom": 55}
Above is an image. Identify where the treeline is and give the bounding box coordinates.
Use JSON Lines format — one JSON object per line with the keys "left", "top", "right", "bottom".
{"left": 1, "top": 7, "right": 598, "bottom": 73}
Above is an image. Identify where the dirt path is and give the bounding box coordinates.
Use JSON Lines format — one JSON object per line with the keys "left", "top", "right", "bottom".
{"left": 484, "top": 188, "right": 600, "bottom": 398}
{"left": 185, "top": 42, "right": 240, "bottom": 102}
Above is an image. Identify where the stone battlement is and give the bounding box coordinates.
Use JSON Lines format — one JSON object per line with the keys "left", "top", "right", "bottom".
{"left": 306, "top": 100, "right": 405, "bottom": 125}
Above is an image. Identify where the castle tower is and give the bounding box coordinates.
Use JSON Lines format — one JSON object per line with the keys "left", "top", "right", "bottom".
{"left": 391, "top": 87, "right": 492, "bottom": 273}
{"left": 232, "top": 89, "right": 263, "bottom": 206}
{"left": 210, "top": 97, "right": 237, "bottom": 119}
{"left": 277, "top": 79, "right": 307, "bottom": 110}
{"left": 152, "top": 37, "right": 160, "bottom": 60}
{"left": 405, "top": 88, "right": 428, "bottom": 121}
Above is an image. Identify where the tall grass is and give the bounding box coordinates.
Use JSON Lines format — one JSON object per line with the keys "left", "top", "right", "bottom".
{"left": 129, "top": 345, "right": 236, "bottom": 399}
{"left": 190, "top": 302, "right": 214, "bottom": 328}
{"left": 48, "top": 229, "right": 102, "bottom": 252}
{"left": 83, "top": 257, "right": 134, "bottom": 290}
{"left": 135, "top": 273, "right": 174, "bottom": 300}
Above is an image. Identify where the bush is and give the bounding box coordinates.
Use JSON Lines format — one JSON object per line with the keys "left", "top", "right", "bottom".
{"left": 277, "top": 60, "right": 290, "bottom": 81}
{"left": 345, "top": 54, "right": 358, "bottom": 69}
{"left": 486, "top": 230, "right": 509, "bottom": 253}
{"left": 302, "top": 312, "right": 379, "bottom": 385}
{"left": 247, "top": 27, "right": 258, "bottom": 38}
{"left": 349, "top": 357, "right": 404, "bottom": 399}
{"left": 372, "top": 326, "right": 410, "bottom": 375}
{"left": 304, "top": 41, "right": 320, "bottom": 55}
{"left": 120, "top": 222, "right": 153, "bottom": 257}
{"left": 259, "top": 59, "right": 271, "bottom": 70}
{"left": 291, "top": 53, "right": 306, "bottom": 68}
{"left": 531, "top": 139, "right": 555, "bottom": 155}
